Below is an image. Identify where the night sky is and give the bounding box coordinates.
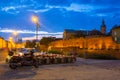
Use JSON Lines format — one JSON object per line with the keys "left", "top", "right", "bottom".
{"left": 0, "top": 0, "right": 120, "bottom": 41}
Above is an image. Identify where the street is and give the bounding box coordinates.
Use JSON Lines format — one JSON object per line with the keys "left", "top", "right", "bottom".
{"left": 0, "top": 58, "right": 120, "bottom": 80}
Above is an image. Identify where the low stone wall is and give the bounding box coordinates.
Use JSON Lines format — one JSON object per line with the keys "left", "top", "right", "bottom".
{"left": 49, "top": 37, "right": 120, "bottom": 50}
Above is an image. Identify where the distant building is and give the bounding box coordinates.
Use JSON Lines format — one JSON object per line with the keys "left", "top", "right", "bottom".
{"left": 111, "top": 25, "right": 120, "bottom": 43}
{"left": 0, "top": 36, "right": 4, "bottom": 48}
{"left": 18, "top": 38, "right": 23, "bottom": 43}
{"left": 63, "top": 29, "right": 84, "bottom": 40}
{"left": 0, "top": 36, "right": 12, "bottom": 49}
{"left": 63, "top": 19, "right": 106, "bottom": 40}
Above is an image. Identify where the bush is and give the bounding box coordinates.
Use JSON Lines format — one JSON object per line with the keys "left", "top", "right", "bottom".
{"left": 48, "top": 50, "right": 61, "bottom": 54}
{"left": 78, "top": 53, "right": 84, "bottom": 57}
{"left": 87, "top": 53, "right": 117, "bottom": 60}
{"left": 78, "top": 51, "right": 117, "bottom": 60}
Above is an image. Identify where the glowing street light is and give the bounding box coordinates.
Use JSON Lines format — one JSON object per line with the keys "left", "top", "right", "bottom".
{"left": 31, "top": 15, "right": 40, "bottom": 48}
{"left": 31, "top": 15, "right": 38, "bottom": 24}
{"left": 13, "top": 31, "right": 18, "bottom": 38}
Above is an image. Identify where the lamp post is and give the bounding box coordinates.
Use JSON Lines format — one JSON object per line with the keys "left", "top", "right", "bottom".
{"left": 31, "top": 15, "right": 40, "bottom": 48}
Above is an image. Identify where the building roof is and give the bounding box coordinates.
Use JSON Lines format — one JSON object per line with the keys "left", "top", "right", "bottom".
{"left": 64, "top": 29, "right": 76, "bottom": 33}
{"left": 111, "top": 25, "right": 120, "bottom": 30}
{"left": 89, "top": 30, "right": 103, "bottom": 35}
{"left": 109, "top": 25, "right": 120, "bottom": 35}
{"left": 64, "top": 28, "right": 106, "bottom": 37}
{"left": 81, "top": 30, "right": 91, "bottom": 35}
{"left": 0, "top": 36, "right": 4, "bottom": 39}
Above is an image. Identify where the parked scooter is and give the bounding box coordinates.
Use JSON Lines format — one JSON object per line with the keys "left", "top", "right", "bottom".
{"left": 9, "top": 50, "right": 39, "bottom": 69}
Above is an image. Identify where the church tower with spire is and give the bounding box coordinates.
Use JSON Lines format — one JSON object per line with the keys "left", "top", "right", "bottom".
{"left": 100, "top": 19, "right": 106, "bottom": 35}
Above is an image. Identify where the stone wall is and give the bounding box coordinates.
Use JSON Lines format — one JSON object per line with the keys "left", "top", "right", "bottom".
{"left": 49, "top": 37, "right": 120, "bottom": 50}
{"left": 49, "top": 37, "right": 120, "bottom": 59}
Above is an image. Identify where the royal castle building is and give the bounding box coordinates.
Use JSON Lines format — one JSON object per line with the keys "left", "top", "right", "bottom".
{"left": 63, "top": 19, "right": 106, "bottom": 40}
{"left": 49, "top": 19, "right": 120, "bottom": 52}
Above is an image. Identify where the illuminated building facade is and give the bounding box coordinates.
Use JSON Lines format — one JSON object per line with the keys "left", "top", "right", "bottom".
{"left": 63, "top": 19, "right": 106, "bottom": 40}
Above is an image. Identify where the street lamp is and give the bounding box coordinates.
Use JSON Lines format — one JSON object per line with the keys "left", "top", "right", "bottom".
{"left": 31, "top": 15, "right": 40, "bottom": 48}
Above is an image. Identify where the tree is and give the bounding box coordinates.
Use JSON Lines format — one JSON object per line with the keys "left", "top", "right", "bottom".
{"left": 31, "top": 40, "right": 36, "bottom": 48}
{"left": 39, "top": 37, "right": 54, "bottom": 46}
{"left": 25, "top": 40, "right": 31, "bottom": 48}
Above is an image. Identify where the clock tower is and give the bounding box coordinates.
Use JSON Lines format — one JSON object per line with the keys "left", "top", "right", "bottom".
{"left": 100, "top": 19, "right": 106, "bottom": 35}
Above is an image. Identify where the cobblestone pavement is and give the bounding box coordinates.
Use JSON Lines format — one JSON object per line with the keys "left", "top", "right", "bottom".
{"left": 0, "top": 58, "right": 120, "bottom": 80}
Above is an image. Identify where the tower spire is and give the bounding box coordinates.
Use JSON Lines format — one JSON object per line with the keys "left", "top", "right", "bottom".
{"left": 102, "top": 18, "right": 105, "bottom": 25}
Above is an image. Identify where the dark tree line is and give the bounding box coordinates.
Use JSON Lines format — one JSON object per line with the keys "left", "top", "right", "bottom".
{"left": 25, "top": 37, "right": 56, "bottom": 48}
{"left": 40, "top": 37, "right": 54, "bottom": 46}
{"left": 25, "top": 40, "right": 36, "bottom": 48}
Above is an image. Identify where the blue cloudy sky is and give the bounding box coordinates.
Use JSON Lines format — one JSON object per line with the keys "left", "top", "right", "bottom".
{"left": 0, "top": 0, "right": 120, "bottom": 41}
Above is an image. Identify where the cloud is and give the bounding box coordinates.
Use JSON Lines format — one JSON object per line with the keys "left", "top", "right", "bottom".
{"left": 1, "top": 0, "right": 120, "bottom": 15}
{"left": 45, "top": 3, "right": 94, "bottom": 12}
{"left": 0, "top": 28, "right": 62, "bottom": 34}
{"left": 0, "top": 28, "right": 63, "bottom": 40}
{"left": 45, "top": 3, "right": 110, "bottom": 13}
{"left": 64, "top": 3, "right": 94, "bottom": 12}
{"left": 1, "top": 5, "right": 27, "bottom": 12}
{"left": 1, "top": 1, "right": 116, "bottom": 15}
{"left": 26, "top": 3, "right": 95, "bottom": 13}
{"left": 0, "top": 29, "right": 34, "bottom": 34}
{"left": 0, "top": 5, "right": 32, "bottom": 14}
{"left": 27, "top": 9, "right": 50, "bottom": 13}
{"left": 90, "top": 13, "right": 107, "bottom": 17}
{"left": 22, "top": 34, "right": 62, "bottom": 41}
{"left": 44, "top": 2, "right": 120, "bottom": 17}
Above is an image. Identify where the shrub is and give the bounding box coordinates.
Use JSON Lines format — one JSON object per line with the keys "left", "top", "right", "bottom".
{"left": 48, "top": 50, "right": 61, "bottom": 54}
{"left": 87, "top": 53, "right": 117, "bottom": 60}
{"left": 78, "top": 53, "right": 84, "bottom": 57}
{"left": 78, "top": 51, "right": 117, "bottom": 60}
